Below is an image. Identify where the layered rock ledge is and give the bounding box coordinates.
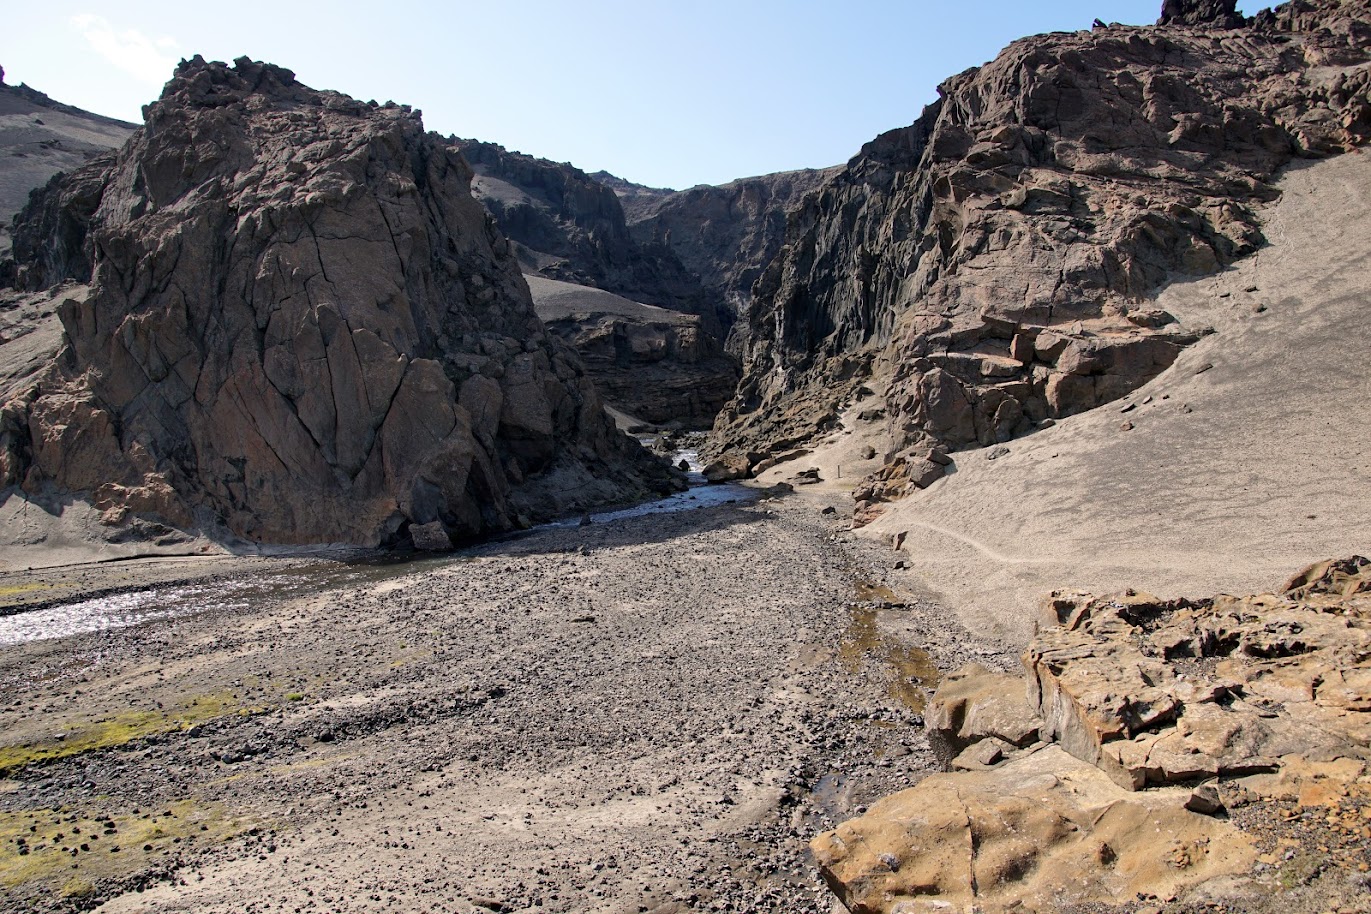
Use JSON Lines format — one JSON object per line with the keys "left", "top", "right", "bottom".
{"left": 815, "top": 557, "right": 1371, "bottom": 913}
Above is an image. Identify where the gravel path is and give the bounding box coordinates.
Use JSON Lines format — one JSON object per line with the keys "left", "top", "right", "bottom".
{"left": 0, "top": 490, "right": 1012, "bottom": 914}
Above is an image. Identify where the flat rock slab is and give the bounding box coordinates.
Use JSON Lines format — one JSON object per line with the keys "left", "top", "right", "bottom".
{"left": 813, "top": 745, "right": 1256, "bottom": 914}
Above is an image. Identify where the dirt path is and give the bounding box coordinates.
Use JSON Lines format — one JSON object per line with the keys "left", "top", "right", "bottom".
{"left": 0, "top": 490, "right": 1010, "bottom": 914}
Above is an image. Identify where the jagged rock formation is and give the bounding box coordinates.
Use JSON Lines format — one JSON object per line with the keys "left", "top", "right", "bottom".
{"left": 1160, "top": 0, "right": 1247, "bottom": 28}
{"left": 1030, "top": 556, "right": 1371, "bottom": 790}
{"left": 706, "top": 0, "right": 1371, "bottom": 519}
{"left": 529, "top": 276, "right": 737, "bottom": 426}
{"left": 608, "top": 168, "right": 838, "bottom": 351}
{"left": 0, "top": 66, "right": 135, "bottom": 259}
{"left": 0, "top": 57, "right": 678, "bottom": 548}
{"left": 453, "top": 140, "right": 739, "bottom": 425}
{"left": 814, "top": 557, "right": 1371, "bottom": 913}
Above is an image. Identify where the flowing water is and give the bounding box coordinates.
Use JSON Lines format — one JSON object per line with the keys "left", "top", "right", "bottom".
{"left": 0, "top": 555, "right": 459, "bottom": 648}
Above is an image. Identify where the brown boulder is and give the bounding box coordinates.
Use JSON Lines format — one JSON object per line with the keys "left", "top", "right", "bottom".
{"left": 927, "top": 663, "right": 1042, "bottom": 751}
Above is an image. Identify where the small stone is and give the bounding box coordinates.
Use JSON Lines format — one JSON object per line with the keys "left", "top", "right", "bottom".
{"left": 409, "top": 521, "right": 452, "bottom": 552}
{"left": 1186, "top": 784, "right": 1225, "bottom": 816}
{"left": 1120, "top": 421, "right": 1134, "bottom": 431}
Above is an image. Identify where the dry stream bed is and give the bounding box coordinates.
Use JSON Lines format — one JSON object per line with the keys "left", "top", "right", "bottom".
{"left": 0, "top": 490, "right": 1015, "bottom": 914}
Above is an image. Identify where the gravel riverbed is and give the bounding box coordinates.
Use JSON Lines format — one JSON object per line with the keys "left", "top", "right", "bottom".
{"left": 0, "top": 489, "right": 1014, "bottom": 914}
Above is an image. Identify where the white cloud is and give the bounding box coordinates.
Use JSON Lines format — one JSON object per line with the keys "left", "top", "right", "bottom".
{"left": 69, "top": 14, "right": 181, "bottom": 86}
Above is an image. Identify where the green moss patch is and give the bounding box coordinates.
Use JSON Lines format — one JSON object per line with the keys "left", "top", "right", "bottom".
{"left": 0, "top": 799, "right": 244, "bottom": 898}
{"left": 0, "top": 692, "right": 252, "bottom": 776}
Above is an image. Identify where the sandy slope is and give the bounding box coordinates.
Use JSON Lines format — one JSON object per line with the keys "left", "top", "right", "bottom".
{"left": 856, "top": 151, "right": 1371, "bottom": 644}
{"left": 0, "top": 87, "right": 134, "bottom": 253}
{"left": 525, "top": 275, "right": 695, "bottom": 325}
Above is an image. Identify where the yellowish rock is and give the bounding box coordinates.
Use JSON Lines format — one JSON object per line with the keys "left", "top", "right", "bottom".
{"left": 812, "top": 746, "right": 1256, "bottom": 914}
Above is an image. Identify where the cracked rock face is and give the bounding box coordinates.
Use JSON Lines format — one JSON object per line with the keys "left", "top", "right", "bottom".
{"left": 707, "top": 0, "right": 1371, "bottom": 512}
{"left": 1029, "top": 556, "right": 1371, "bottom": 790}
{"left": 610, "top": 168, "right": 839, "bottom": 353}
{"left": 1159, "top": 0, "right": 1247, "bottom": 28}
{"left": 1, "top": 56, "right": 675, "bottom": 547}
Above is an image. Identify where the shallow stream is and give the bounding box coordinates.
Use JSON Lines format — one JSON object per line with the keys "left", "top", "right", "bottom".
{"left": 0, "top": 450, "right": 754, "bottom": 647}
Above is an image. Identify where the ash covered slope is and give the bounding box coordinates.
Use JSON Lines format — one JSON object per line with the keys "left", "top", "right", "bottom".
{"left": 451, "top": 139, "right": 712, "bottom": 332}
{"left": 0, "top": 57, "right": 676, "bottom": 548}
{"left": 708, "top": 0, "right": 1371, "bottom": 512}
{"left": 0, "top": 66, "right": 135, "bottom": 256}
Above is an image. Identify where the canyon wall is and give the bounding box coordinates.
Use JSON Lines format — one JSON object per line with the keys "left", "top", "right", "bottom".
{"left": 705, "top": 0, "right": 1371, "bottom": 518}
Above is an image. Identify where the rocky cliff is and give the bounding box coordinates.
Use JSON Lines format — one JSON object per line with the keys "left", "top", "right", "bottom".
{"left": 453, "top": 139, "right": 738, "bottom": 425}
{"left": 706, "top": 0, "right": 1371, "bottom": 519}
{"left": 612, "top": 168, "right": 839, "bottom": 353}
{"left": 0, "top": 57, "right": 678, "bottom": 548}
{"left": 528, "top": 276, "right": 738, "bottom": 427}
{"left": 452, "top": 139, "right": 712, "bottom": 330}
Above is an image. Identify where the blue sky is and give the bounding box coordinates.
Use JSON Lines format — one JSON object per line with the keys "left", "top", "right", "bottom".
{"left": 3, "top": 1, "right": 1255, "bottom": 189}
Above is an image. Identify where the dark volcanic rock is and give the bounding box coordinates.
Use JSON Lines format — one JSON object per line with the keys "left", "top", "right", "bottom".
{"left": 0, "top": 56, "right": 678, "bottom": 547}
{"left": 708, "top": 0, "right": 1371, "bottom": 512}
{"left": 613, "top": 169, "right": 839, "bottom": 353}
{"left": 0, "top": 70, "right": 135, "bottom": 261}
{"left": 528, "top": 276, "right": 738, "bottom": 427}
{"left": 451, "top": 139, "right": 714, "bottom": 333}
{"left": 452, "top": 140, "right": 740, "bottom": 425}
{"left": 1159, "top": 0, "right": 1246, "bottom": 28}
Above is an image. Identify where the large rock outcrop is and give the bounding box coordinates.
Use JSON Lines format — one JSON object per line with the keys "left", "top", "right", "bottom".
{"left": 0, "top": 57, "right": 678, "bottom": 548}
{"left": 1029, "top": 556, "right": 1371, "bottom": 790}
{"left": 706, "top": 0, "right": 1371, "bottom": 514}
{"left": 815, "top": 557, "right": 1371, "bottom": 913}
